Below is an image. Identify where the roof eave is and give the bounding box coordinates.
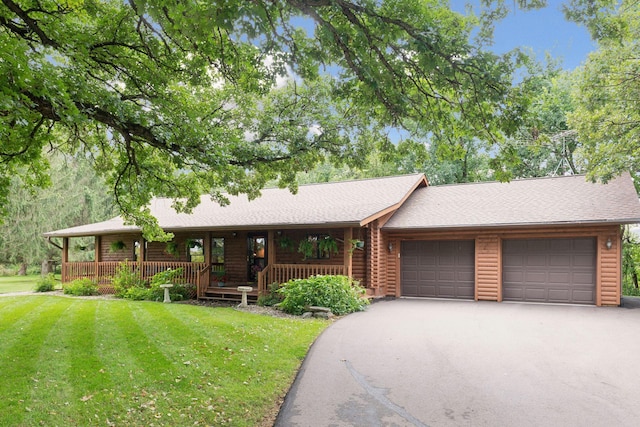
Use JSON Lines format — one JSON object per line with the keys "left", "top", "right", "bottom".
{"left": 359, "top": 174, "right": 428, "bottom": 226}
{"left": 383, "top": 218, "right": 640, "bottom": 231}
{"left": 43, "top": 221, "right": 365, "bottom": 238}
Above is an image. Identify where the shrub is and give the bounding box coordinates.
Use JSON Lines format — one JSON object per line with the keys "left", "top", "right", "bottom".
{"left": 0, "top": 264, "right": 14, "bottom": 276}
{"left": 112, "top": 262, "right": 144, "bottom": 298}
{"left": 63, "top": 278, "right": 98, "bottom": 296}
{"left": 35, "top": 273, "right": 58, "bottom": 292}
{"left": 27, "top": 265, "right": 42, "bottom": 276}
{"left": 146, "top": 268, "right": 193, "bottom": 301}
{"left": 116, "top": 267, "right": 195, "bottom": 302}
{"left": 623, "top": 237, "right": 640, "bottom": 296}
{"left": 123, "top": 286, "right": 152, "bottom": 301}
{"left": 257, "top": 282, "right": 284, "bottom": 307}
{"left": 278, "top": 275, "right": 369, "bottom": 316}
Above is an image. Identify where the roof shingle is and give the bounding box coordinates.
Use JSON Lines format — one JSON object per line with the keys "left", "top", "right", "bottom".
{"left": 383, "top": 173, "right": 640, "bottom": 230}
{"left": 44, "top": 174, "right": 426, "bottom": 237}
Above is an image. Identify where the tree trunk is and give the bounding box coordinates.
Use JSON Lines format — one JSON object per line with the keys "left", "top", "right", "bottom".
{"left": 17, "top": 263, "right": 27, "bottom": 276}
{"left": 41, "top": 259, "right": 54, "bottom": 276}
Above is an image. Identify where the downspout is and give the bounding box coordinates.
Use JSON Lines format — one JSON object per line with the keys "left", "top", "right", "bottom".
{"left": 46, "top": 237, "right": 63, "bottom": 250}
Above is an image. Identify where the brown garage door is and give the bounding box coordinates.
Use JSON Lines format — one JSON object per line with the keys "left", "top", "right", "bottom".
{"left": 503, "top": 238, "right": 596, "bottom": 304}
{"left": 401, "top": 240, "right": 475, "bottom": 299}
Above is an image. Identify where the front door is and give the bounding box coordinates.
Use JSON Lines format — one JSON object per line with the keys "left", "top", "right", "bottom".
{"left": 247, "top": 234, "right": 266, "bottom": 283}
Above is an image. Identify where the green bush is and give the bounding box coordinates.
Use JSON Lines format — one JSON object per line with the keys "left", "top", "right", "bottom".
{"left": 123, "top": 286, "right": 152, "bottom": 301}
{"left": 27, "top": 265, "right": 42, "bottom": 276}
{"left": 146, "top": 268, "right": 193, "bottom": 301}
{"left": 623, "top": 237, "right": 640, "bottom": 296}
{"left": 63, "top": 278, "right": 98, "bottom": 296}
{"left": 257, "top": 282, "right": 284, "bottom": 307}
{"left": 35, "top": 273, "right": 58, "bottom": 292}
{"left": 278, "top": 275, "right": 369, "bottom": 316}
{"left": 112, "top": 262, "right": 144, "bottom": 298}
{"left": 116, "top": 267, "right": 194, "bottom": 302}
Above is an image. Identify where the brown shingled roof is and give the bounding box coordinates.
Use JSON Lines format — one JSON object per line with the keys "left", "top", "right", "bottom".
{"left": 383, "top": 172, "right": 640, "bottom": 230}
{"left": 44, "top": 173, "right": 427, "bottom": 237}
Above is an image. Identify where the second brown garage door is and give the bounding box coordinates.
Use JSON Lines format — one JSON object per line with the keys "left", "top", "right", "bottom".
{"left": 401, "top": 240, "right": 475, "bottom": 299}
{"left": 503, "top": 238, "right": 596, "bottom": 304}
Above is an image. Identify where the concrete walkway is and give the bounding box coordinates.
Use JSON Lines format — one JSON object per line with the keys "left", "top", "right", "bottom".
{"left": 276, "top": 298, "right": 640, "bottom": 427}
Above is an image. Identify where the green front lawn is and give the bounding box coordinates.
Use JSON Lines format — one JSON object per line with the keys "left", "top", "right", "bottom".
{"left": 0, "top": 296, "right": 328, "bottom": 426}
{"left": 0, "top": 275, "right": 44, "bottom": 293}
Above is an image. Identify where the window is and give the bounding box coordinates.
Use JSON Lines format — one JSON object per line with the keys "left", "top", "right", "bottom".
{"left": 300, "top": 234, "right": 331, "bottom": 259}
{"left": 211, "top": 237, "right": 225, "bottom": 281}
{"left": 211, "top": 238, "right": 224, "bottom": 264}
{"left": 186, "top": 238, "right": 204, "bottom": 262}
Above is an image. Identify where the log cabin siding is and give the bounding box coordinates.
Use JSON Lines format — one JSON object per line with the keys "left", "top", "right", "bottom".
{"left": 367, "top": 222, "right": 380, "bottom": 294}
{"left": 598, "top": 229, "right": 622, "bottom": 306}
{"left": 475, "top": 235, "right": 501, "bottom": 302}
{"left": 351, "top": 228, "right": 367, "bottom": 287}
{"left": 384, "top": 236, "right": 399, "bottom": 296}
{"left": 100, "top": 234, "right": 139, "bottom": 262}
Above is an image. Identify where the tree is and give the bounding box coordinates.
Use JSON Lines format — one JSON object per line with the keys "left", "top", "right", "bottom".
{"left": 0, "top": 153, "right": 115, "bottom": 274}
{"left": 622, "top": 227, "right": 640, "bottom": 295}
{"left": 565, "top": 0, "right": 640, "bottom": 188}
{"left": 0, "top": 0, "right": 534, "bottom": 239}
{"left": 494, "top": 67, "right": 586, "bottom": 179}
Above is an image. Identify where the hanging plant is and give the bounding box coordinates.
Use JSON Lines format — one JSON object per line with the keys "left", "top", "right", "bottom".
{"left": 109, "top": 240, "right": 126, "bottom": 253}
{"left": 186, "top": 238, "right": 202, "bottom": 249}
{"left": 277, "top": 235, "right": 295, "bottom": 252}
{"left": 318, "top": 235, "right": 339, "bottom": 256}
{"left": 298, "top": 237, "right": 315, "bottom": 260}
{"left": 165, "top": 241, "right": 180, "bottom": 257}
{"left": 349, "top": 239, "right": 364, "bottom": 254}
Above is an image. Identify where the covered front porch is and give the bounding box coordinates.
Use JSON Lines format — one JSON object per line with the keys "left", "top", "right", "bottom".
{"left": 58, "top": 227, "right": 364, "bottom": 300}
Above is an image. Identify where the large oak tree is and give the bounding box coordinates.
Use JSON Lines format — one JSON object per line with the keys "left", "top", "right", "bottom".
{"left": 1, "top": 0, "right": 539, "bottom": 238}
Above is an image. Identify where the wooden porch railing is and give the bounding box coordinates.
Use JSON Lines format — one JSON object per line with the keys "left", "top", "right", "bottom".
{"left": 257, "top": 263, "right": 346, "bottom": 295}
{"left": 63, "top": 261, "right": 207, "bottom": 294}
{"left": 197, "top": 264, "right": 211, "bottom": 299}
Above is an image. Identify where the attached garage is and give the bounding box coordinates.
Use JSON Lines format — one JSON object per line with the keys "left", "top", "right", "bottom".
{"left": 401, "top": 240, "right": 475, "bottom": 299}
{"left": 383, "top": 173, "right": 640, "bottom": 306}
{"left": 502, "top": 238, "right": 596, "bottom": 304}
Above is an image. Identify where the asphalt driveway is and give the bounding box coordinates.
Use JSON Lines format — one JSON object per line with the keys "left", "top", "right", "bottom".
{"left": 276, "top": 298, "right": 640, "bottom": 427}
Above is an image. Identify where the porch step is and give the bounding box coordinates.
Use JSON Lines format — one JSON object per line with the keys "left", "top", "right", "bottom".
{"left": 202, "top": 286, "right": 259, "bottom": 302}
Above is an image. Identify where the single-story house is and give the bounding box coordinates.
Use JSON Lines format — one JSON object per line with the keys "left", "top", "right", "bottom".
{"left": 44, "top": 172, "right": 640, "bottom": 306}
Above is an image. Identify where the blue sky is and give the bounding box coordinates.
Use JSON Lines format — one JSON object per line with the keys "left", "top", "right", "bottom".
{"left": 451, "top": 0, "right": 597, "bottom": 69}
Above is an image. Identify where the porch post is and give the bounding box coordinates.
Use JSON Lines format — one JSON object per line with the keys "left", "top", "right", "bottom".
{"left": 94, "top": 236, "right": 101, "bottom": 283}
{"left": 62, "top": 237, "right": 69, "bottom": 282}
{"left": 203, "top": 232, "right": 211, "bottom": 289}
{"left": 267, "top": 230, "right": 276, "bottom": 265}
{"left": 204, "top": 232, "right": 212, "bottom": 265}
{"left": 261, "top": 230, "right": 276, "bottom": 296}
{"left": 344, "top": 228, "right": 353, "bottom": 278}
{"left": 137, "top": 237, "right": 145, "bottom": 284}
{"left": 139, "top": 237, "right": 146, "bottom": 262}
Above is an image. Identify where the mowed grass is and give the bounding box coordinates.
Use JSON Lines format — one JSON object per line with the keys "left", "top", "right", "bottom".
{"left": 0, "top": 275, "right": 47, "bottom": 293}
{"left": 0, "top": 296, "right": 328, "bottom": 426}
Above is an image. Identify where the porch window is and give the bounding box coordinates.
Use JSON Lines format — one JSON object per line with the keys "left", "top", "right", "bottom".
{"left": 303, "top": 234, "right": 331, "bottom": 259}
{"left": 186, "top": 238, "right": 204, "bottom": 262}
{"left": 211, "top": 237, "right": 224, "bottom": 265}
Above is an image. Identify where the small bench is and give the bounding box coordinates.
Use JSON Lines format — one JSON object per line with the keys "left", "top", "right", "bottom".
{"left": 237, "top": 286, "right": 253, "bottom": 307}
